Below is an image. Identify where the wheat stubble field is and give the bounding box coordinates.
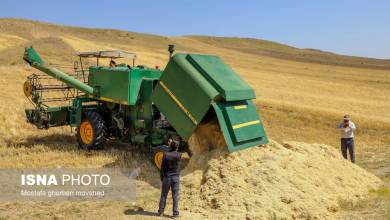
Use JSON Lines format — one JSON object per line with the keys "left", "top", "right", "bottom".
{"left": 0, "top": 19, "right": 389, "bottom": 219}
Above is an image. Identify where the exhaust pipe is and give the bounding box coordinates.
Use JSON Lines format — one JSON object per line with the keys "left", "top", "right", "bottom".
{"left": 168, "top": 44, "right": 175, "bottom": 59}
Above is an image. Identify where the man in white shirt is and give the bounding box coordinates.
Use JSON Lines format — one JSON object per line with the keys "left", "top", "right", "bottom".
{"left": 338, "top": 115, "right": 356, "bottom": 163}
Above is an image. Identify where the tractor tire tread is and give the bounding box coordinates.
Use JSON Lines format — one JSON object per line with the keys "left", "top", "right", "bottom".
{"left": 77, "top": 111, "right": 106, "bottom": 150}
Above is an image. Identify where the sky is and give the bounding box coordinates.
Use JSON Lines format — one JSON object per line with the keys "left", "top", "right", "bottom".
{"left": 1, "top": 0, "right": 389, "bottom": 59}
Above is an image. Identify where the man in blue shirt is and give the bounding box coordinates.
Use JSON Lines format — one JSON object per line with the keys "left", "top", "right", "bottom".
{"left": 158, "top": 138, "right": 181, "bottom": 217}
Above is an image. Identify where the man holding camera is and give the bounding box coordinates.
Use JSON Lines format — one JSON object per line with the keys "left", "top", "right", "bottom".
{"left": 158, "top": 138, "right": 181, "bottom": 218}
{"left": 338, "top": 115, "right": 357, "bottom": 163}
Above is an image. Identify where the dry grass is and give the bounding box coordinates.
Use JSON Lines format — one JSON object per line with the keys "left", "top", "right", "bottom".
{"left": 0, "top": 33, "right": 27, "bottom": 50}
{"left": 0, "top": 18, "right": 389, "bottom": 219}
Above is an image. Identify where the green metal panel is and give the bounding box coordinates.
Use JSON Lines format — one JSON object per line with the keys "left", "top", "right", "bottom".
{"left": 88, "top": 67, "right": 162, "bottom": 105}
{"left": 152, "top": 54, "right": 219, "bottom": 139}
{"left": 139, "top": 79, "right": 154, "bottom": 130}
{"left": 152, "top": 53, "right": 259, "bottom": 141}
{"left": 70, "top": 99, "right": 82, "bottom": 127}
{"left": 212, "top": 100, "right": 268, "bottom": 152}
{"left": 152, "top": 84, "right": 197, "bottom": 139}
{"left": 46, "top": 106, "right": 70, "bottom": 126}
{"left": 128, "top": 68, "right": 162, "bottom": 105}
{"left": 186, "top": 54, "right": 256, "bottom": 101}
{"left": 152, "top": 53, "right": 263, "bottom": 142}
{"left": 89, "top": 67, "right": 129, "bottom": 103}
{"left": 128, "top": 70, "right": 143, "bottom": 105}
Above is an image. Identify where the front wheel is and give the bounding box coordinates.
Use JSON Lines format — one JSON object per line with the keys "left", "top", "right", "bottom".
{"left": 76, "top": 111, "right": 106, "bottom": 150}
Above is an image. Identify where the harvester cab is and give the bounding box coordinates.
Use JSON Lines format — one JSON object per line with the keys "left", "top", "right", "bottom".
{"left": 22, "top": 45, "right": 268, "bottom": 168}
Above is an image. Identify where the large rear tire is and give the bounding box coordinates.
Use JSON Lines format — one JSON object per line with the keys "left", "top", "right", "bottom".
{"left": 77, "top": 111, "right": 106, "bottom": 150}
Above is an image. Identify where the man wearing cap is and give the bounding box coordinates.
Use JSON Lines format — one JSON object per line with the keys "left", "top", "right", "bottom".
{"left": 338, "top": 115, "right": 357, "bottom": 163}
{"left": 158, "top": 138, "right": 181, "bottom": 218}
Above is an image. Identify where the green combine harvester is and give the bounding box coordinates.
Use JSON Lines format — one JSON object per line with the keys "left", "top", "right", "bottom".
{"left": 22, "top": 45, "right": 268, "bottom": 168}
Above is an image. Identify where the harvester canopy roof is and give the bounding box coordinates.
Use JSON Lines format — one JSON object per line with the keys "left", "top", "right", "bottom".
{"left": 77, "top": 50, "right": 136, "bottom": 59}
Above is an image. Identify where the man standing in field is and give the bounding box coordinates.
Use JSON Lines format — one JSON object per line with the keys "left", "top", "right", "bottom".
{"left": 158, "top": 138, "right": 181, "bottom": 218}
{"left": 338, "top": 115, "right": 357, "bottom": 163}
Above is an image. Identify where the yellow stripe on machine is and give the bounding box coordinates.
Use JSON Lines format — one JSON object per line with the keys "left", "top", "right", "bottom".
{"left": 99, "top": 96, "right": 115, "bottom": 102}
{"left": 159, "top": 81, "right": 198, "bottom": 125}
{"left": 87, "top": 95, "right": 128, "bottom": 105}
{"left": 232, "top": 120, "right": 260, "bottom": 130}
{"left": 234, "top": 105, "right": 247, "bottom": 110}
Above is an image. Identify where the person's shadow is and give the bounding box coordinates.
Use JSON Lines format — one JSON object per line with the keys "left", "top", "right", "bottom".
{"left": 124, "top": 207, "right": 174, "bottom": 218}
{"left": 124, "top": 208, "right": 157, "bottom": 216}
